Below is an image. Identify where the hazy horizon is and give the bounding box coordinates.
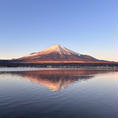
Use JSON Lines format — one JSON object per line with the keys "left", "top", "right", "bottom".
{"left": 0, "top": 44, "right": 116, "bottom": 63}
{"left": 0, "top": 0, "right": 117, "bottom": 61}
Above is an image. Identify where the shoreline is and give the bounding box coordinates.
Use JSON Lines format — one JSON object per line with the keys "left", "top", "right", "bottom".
{"left": 0, "top": 62, "right": 118, "bottom": 71}
{"left": 0, "top": 66, "right": 118, "bottom": 72}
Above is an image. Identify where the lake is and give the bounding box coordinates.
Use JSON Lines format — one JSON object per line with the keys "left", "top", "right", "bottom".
{"left": 0, "top": 68, "right": 117, "bottom": 118}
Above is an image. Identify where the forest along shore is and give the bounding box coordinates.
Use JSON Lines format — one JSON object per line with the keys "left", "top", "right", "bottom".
{"left": 0, "top": 61, "right": 118, "bottom": 71}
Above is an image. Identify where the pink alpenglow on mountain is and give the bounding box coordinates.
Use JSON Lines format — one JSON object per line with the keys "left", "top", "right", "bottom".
{"left": 17, "top": 45, "right": 106, "bottom": 63}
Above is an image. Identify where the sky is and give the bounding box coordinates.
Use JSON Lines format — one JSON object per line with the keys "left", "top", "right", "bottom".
{"left": 0, "top": 0, "right": 118, "bottom": 61}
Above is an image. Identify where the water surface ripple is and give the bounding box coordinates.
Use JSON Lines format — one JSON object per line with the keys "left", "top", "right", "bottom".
{"left": 0, "top": 68, "right": 117, "bottom": 118}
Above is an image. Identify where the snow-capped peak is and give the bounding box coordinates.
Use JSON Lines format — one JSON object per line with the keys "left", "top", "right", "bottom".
{"left": 42, "top": 44, "right": 63, "bottom": 53}
{"left": 18, "top": 44, "right": 99, "bottom": 62}
{"left": 22, "top": 44, "right": 80, "bottom": 58}
{"left": 40, "top": 44, "right": 80, "bottom": 56}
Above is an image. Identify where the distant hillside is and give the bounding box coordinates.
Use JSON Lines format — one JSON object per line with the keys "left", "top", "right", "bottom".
{"left": 15, "top": 45, "right": 109, "bottom": 63}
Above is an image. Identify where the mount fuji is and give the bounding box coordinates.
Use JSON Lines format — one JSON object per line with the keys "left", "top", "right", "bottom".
{"left": 16, "top": 45, "right": 106, "bottom": 63}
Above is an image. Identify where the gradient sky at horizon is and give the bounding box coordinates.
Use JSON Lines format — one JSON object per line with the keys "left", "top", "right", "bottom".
{"left": 0, "top": 0, "right": 118, "bottom": 61}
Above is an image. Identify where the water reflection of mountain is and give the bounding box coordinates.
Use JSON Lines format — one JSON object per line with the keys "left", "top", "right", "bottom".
{"left": 9, "top": 70, "right": 110, "bottom": 91}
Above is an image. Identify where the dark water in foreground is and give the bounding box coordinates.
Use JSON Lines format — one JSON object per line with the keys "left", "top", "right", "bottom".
{"left": 0, "top": 68, "right": 118, "bottom": 118}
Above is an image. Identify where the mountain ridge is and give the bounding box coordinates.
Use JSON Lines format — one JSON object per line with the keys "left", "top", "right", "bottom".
{"left": 16, "top": 44, "right": 106, "bottom": 63}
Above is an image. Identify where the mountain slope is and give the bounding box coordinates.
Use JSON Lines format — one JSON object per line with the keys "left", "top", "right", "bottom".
{"left": 17, "top": 45, "right": 102, "bottom": 63}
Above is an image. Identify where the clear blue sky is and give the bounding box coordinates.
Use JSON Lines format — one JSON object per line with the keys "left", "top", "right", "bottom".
{"left": 0, "top": 0, "right": 117, "bottom": 61}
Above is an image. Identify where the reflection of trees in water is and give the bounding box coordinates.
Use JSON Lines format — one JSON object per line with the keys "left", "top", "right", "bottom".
{"left": 4, "top": 70, "right": 111, "bottom": 91}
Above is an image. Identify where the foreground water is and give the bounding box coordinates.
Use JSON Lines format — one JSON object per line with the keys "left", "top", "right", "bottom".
{"left": 0, "top": 68, "right": 117, "bottom": 118}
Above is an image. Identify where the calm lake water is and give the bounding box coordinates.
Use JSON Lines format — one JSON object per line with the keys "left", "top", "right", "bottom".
{"left": 0, "top": 68, "right": 117, "bottom": 118}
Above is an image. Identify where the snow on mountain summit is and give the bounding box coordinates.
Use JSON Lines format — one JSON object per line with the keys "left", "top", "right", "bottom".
{"left": 40, "top": 44, "right": 80, "bottom": 56}
{"left": 24, "top": 45, "right": 80, "bottom": 57}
